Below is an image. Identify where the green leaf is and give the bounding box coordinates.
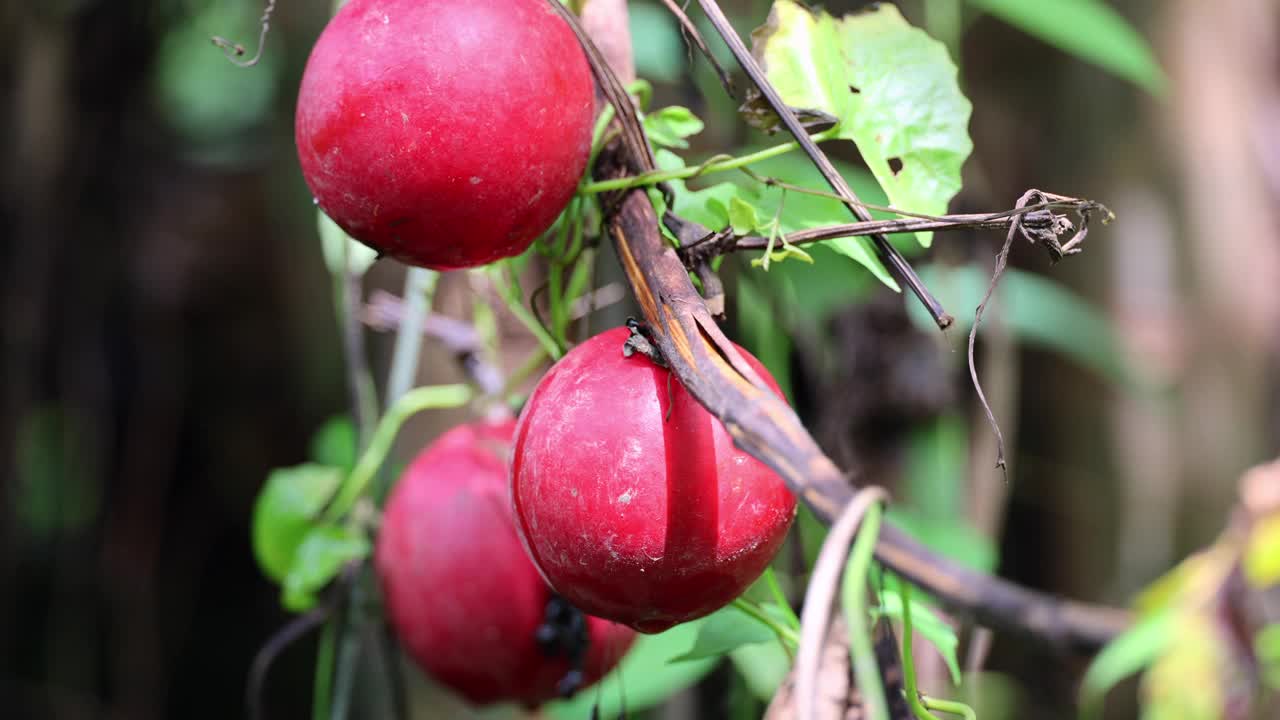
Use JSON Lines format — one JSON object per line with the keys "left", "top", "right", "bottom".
{"left": 309, "top": 416, "right": 358, "bottom": 473}
{"left": 319, "top": 209, "right": 379, "bottom": 277}
{"left": 966, "top": 0, "right": 1166, "bottom": 96}
{"left": 728, "top": 196, "right": 762, "bottom": 235}
{"left": 542, "top": 620, "right": 719, "bottom": 719}
{"left": 874, "top": 589, "right": 963, "bottom": 686}
{"left": 1078, "top": 607, "right": 1176, "bottom": 719}
{"left": 670, "top": 606, "right": 775, "bottom": 663}
{"left": 909, "top": 264, "right": 1139, "bottom": 388}
{"left": 735, "top": 274, "right": 795, "bottom": 403}
{"left": 629, "top": 2, "right": 685, "bottom": 83}
{"left": 729, "top": 640, "right": 791, "bottom": 701}
{"left": 252, "top": 464, "right": 344, "bottom": 583}
{"left": 281, "top": 524, "right": 370, "bottom": 612}
{"left": 903, "top": 413, "right": 969, "bottom": 522}
{"left": 644, "top": 106, "right": 706, "bottom": 150}
{"left": 751, "top": 1, "right": 973, "bottom": 246}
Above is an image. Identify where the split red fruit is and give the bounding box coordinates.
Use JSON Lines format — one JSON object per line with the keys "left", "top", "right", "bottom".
{"left": 295, "top": 0, "right": 595, "bottom": 270}
{"left": 511, "top": 327, "right": 798, "bottom": 633}
{"left": 375, "top": 419, "right": 634, "bottom": 707}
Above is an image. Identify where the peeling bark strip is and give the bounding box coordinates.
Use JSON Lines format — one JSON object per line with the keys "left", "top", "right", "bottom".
{"left": 550, "top": 0, "right": 1132, "bottom": 651}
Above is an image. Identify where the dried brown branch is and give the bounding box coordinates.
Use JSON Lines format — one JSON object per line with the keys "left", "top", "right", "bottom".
{"left": 557, "top": 0, "right": 1131, "bottom": 652}
{"left": 673, "top": 199, "right": 1107, "bottom": 262}
{"left": 968, "top": 189, "right": 1110, "bottom": 472}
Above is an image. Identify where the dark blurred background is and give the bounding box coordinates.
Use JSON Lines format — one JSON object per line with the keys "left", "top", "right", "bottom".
{"left": 1, "top": 0, "right": 1277, "bottom": 718}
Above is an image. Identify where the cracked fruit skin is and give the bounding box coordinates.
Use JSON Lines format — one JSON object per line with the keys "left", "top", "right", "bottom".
{"left": 511, "top": 327, "right": 798, "bottom": 633}
{"left": 376, "top": 419, "right": 634, "bottom": 707}
{"left": 295, "top": 0, "right": 595, "bottom": 270}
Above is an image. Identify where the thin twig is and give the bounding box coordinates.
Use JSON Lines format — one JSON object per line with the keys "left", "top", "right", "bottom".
{"left": 692, "top": 0, "right": 953, "bottom": 329}
{"left": 248, "top": 605, "right": 333, "bottom": 720}
{"left": 967, "top": 189, "right": 1107, "bottom": 472}
{"left": 211, "top": 0, "right": 277, "bottom": 68}
{"left": 657, "top": 0, "right": 735, "bottom": 94}
{"left": 797, "top": 486, "right": 891, "bottom": 720}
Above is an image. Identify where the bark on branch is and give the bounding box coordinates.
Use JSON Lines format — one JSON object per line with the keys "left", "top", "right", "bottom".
{"left": 557, "top": 0, "right": 1131, "bottom": 653}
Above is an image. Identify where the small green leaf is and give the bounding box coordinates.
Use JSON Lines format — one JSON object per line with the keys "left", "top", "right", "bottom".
{"left": 670, "top": 606, "right": 776, "bottom": 663}
{"left": 733, "top": 150, "right": 904, "bottom": 289}
{"left": 965, "top": 0, "right": 1167, "bottom": 96}
{"left": 319, "top": 210, "right": 379, "bottom": 277}
{"left": 281, "top": 524, "right": 370, "bottom": 611}
{"left": 309, "top": 416, "right": 358, "bottom": 473}
{"left": 1078, "top": 607, "right": 1176, "bottom": 719}
{"left": 874, "top": 589, "right": 963, "bottom": 686}
{"left": 728, "top": 196, "right": 762, "bottom": 235}
{"left": 751, "top": 1, "right": 973, "bottom": 246}
{"left": 644, "top": 105, "right": 706, "bottom": 149}
{"left": 542, "top": 620, "right": 718, "bottom": 719}
{"left": 252, "top": 464, "right": 344, "bottom": 583}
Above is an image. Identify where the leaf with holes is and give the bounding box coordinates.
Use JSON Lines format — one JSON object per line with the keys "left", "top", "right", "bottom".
{"left": 750, "top": 0, "right": 973, "bottom": 246}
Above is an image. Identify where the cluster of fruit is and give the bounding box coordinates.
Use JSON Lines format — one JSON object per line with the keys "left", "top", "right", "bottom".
{"left": 294, "top": 0, "right": 796, "bottom": 707}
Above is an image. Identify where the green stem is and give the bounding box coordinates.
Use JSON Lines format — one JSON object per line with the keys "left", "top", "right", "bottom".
{"left": 843, "top": 502, "right": 889, "bottom": 720}
{"left": 901, "top": 580, "right": 943, "bottom": 720}
{"left": 731, "top": 597, "right": 799, "bottom": 650}
{"left": 490, "top": 264, "right": 564, "bottom": 360}
{"left": 578, "top": 128, "right": 837, "bottom": 195}
{"left": 324, "top": 384, "right": 473, "bottom": 522}
{"left": 312, "top": 613, "right": 337, "bottom": 720}
{"left": 921, "top": 696, "right": 977, "bottom": 720}
{"left": 763, "top": 566, "right": 801, "bottom": 630}
{"left": 376, "top": 268, "right": 437, "bottom": 501}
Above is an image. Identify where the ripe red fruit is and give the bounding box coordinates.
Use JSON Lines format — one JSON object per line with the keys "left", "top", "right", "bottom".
{"left": 511, "top": 328, "right": 798, "bottom": 633}
{"left": 376, "top": 419, "right": 634, "bottom": 707}
{"left": 295, "top": 0, "right": 595, "bottom": 270}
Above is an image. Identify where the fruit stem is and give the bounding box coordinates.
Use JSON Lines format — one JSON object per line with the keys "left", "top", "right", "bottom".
{"left": 731, "top": 597, "right": 800, "bottom": 651}
{"left": 375, "top": 268, "right": 438, "bottom": 501}
{"left": 489, "top": 263, "right": 565, "bottom": 360}
{"left": 762, "top": 566, "right": 801, "bottom": 630}
{"left": 323, "top": 384, "right": 473, "bottom": 523}
{"left": 842, "top": 501, "right": 889, "bottom": 720}
{"left": 577, "top": 127, "right": 839, "bottom": 195}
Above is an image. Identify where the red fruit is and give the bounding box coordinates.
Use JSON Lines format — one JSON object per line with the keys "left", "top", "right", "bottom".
{"left": 511, "top": 328, "right": 798, "bottom": 633}
{"left": 376, "top": 419, "right": 634, "bottom": 707}
{"left": 295, "top": 0, "right": 595, "bottom": 270}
